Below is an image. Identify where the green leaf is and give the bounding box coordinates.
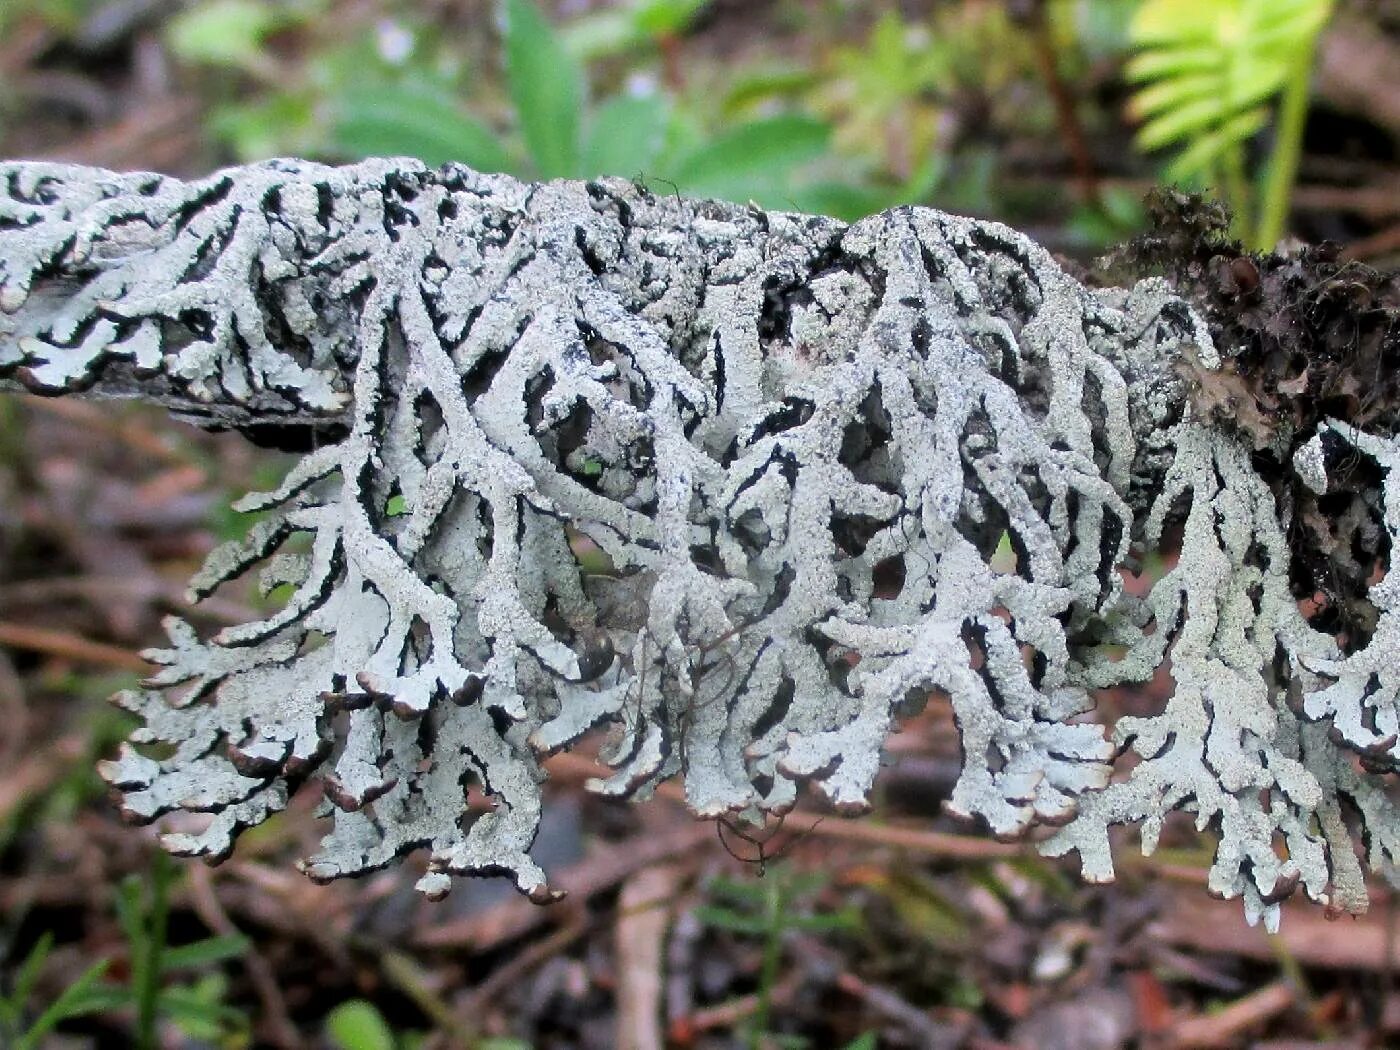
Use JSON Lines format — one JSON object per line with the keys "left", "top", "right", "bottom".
{"left": 1135, "top": 95, "right": 1228, "bottom": 151}
{"left": 704, "top": 875, "right": 770, "bottom": 902}
{"left": 1123, "top": 45, "right": 1223, "bottom": 83}
{"left": 792, "top": 906, "right": 862, "bottom": 933}
{"left": 581, "top": 93, "right": 670, "bottom": 179}
{"left": 330, "top": 81, "right": 518, "bottom": 174}
{"left": 114, "top": 877, "right": 147, "bottom": 952}
{"left": 501, "top": 0, "right": 585, "bottom": 179}
{"left": 633, "top": 0, "right": 708, "bottom": 36}
{"left": 16, "top": 960, "right": 112, "bottom": 1050}
{"left": 1163, "top": 108, "right": 1268, "bottom": 181}
{"left": 797, "top": 153, "right": 947, "bottom": 220}
{"left": 45, "top": 984, "right": 134, "bottom": 1017}
{"left": 157, "top": 983, "right": 246, "bottom": 1031}
{"left": 842, "top": 1035, "right": 879, "bottom": 1050}
{"left": 1065, "top": 186, "right": 1148, "bottom": 250}
{"left": 1129, "top": 72, "right": 1226, "bottom": 121}
{"left": 692, "top": 905, "right": 771, "bottom": 935}
{"left": 1125, "top": 0, "right": 1334, "bottom": 181}
{"left": 719, "top": 66, "right": 819, "bottom": 119}
{"left": 560, "top": 9, "right": 641, "bottom": 62}
{"left": 165, "top": 0, "right": 294, "bottom": 72}
{"left": 326, "top": 999, "right": 397, "bottom": 1050}
{"left": 11, "top": 933, "right": 55, "bottom": 1012}
{"left": 787, "top": 181, "right": 891, "bottom": 222}
{"left": 211, "top": 94, "right": 318, "bottom": 161}
{"left": 562, "top": 0, "right": 707, "bottom": 61}
{"left": 160, "top": 934, "right": 250, "bottom": 973}
{"left": 669, "top": 115, "right": 831, "bottom": 207}
{"left": 767, "top": 1034, "right": 810, "bottom": 1050}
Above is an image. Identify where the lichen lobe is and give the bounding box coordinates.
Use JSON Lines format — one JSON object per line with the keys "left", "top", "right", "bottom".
{"left": 5, "top": 161, "right": 1399, "bottom": 924}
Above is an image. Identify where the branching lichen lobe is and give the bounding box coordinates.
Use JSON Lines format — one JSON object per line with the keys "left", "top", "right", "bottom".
{"left": 4, "top": 160, "right": 1399, "bottom": 927}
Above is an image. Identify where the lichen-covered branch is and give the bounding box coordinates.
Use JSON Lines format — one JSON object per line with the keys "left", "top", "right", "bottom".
{"left": 3, "top": 158, "right": 1397, "bottom": 927}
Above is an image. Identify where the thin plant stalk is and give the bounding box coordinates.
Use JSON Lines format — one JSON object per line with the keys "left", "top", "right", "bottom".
{"left": 134, "top": 852, "right": 171, "bottom": 1050}
{"left": 748, "top": 879, "right": 785, "bottom": 1050}
{"left": 1254, "top": 33, "right": 1322, "bottom": 251}
{"left": 1222, "top": 143, "right": 1251, "bottom": 242}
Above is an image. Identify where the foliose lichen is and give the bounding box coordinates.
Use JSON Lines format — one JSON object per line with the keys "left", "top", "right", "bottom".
{"left": 3, "top": 159, "right": 1398, "bottom": 926}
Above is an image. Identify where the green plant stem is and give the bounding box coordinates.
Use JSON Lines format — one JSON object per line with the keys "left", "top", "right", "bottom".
{"left": 1254, "top": 34, "right": 1320, "bottom": 251}
{"left": 135, "top": 852, "right": 171, "bottom": 1050}
{"left": 749, "top": 880, "right": 785, "bottom": 1050}
{"left": 1222, "top": 144, "right": 1250, "bottom": 241}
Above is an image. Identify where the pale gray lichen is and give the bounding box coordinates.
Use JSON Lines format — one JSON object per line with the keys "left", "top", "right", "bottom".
{"left": 4, "top": 158, "right": 1400, "bottom": 922}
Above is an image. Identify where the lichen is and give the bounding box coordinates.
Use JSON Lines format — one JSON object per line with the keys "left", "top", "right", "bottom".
{"left": 4, "top": 159, "right": 1400, "bottom": 922}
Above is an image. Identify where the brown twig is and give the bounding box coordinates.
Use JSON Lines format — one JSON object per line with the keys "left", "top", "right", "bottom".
{"left": 0, "top": 649, "right": 28, "bottom": 769}
{"left": 413, "top": 821, "right": 711, "bottom": 951}
{"left": 1156, "top": 888, "right": 1400, "bottom": 972}
{"left": 1017, "top": 0, "right": 1100, "bottom": 204}
{"left": 614, "top": 864, "right": 685, "bottom": 1050}
{"left": 0, "top": 735, "right": 85, "bottom": 825}
{"left": 1167, "top": 980, "right": 1296, "bottom": 1049}
{"left": 186, "top": 865, "right": 301, "bottom": 1050}
{"left": 458, "top": 916, "right": 591, "bottom": 1022}
{"left": 1343, "top": 222, "right": 1400, "bottom": 262}
{"left": 0, "top": 621, "right": 149, "bottom": 672}
{"left": 783, "top": 813, "right": 1026, "bottom": 862}
{"left": 0, "top": 576, "right": 255, "bottom": 626}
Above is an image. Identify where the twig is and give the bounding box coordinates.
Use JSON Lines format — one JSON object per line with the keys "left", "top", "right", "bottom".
{"left": 19, "top": 397, "right": 191, "bottom": 465}
{"left": 458, "top": 916, "right": 591, "bottom": 1020}
{"left": 682, "top": 992, "right": 760, "bottom": 1035}
{"left": 615, "top": 865, "right": 685, "bottom": 1050}
{"left": 1167, "top": 980, "right": 1296, "bottom": 1049}
{"left": 833, "top": 970, "right": 965, "bottom": 1048}
{"left": 0, "top": 576, "right": 255, "bottom": 626}
{"left": 35, "top": 96, "right": 201, "bottom": 173}
{"left": 1343, "top": 222, "right": 1400, "bottom": 261}
{"left": 186, "top": 865, "right": 300, "bottom": 1050}
{"left": 0, "top": 649, "right": 27, "bottom": 768}
{"left": 0, "top": 735, "right": 85, "bottom": 824}
{"left": 1020, "top": 0, "right": 1100, "bottom": 204}
{"left": 1155, "top": 888, "right": 1400, "bottom": 971}
{"left": 376, "top": 948, "right": 480, "bottom": 1050}
{"left": 782, "top": 813, "right": 1026, "bottom": 861}
{"left": 413, "top": 821, "right": 711, "bottom": 951}
{"left": 0, "top": 621, "right": 149, "bottom": 672}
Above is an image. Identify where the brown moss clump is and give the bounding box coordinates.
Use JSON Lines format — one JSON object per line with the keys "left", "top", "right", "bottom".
{"left": 1102, "top": 188, "right": 1400, "bottom": 646}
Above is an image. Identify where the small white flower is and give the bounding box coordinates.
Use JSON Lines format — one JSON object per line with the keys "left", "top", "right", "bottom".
{"left": 375, "top": 20, "right": 414, "bottom": 65}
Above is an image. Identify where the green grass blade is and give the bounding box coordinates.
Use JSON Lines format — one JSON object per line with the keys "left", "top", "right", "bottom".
{"left": 160, "top": 934, "right": 250, "bottom": 973}
{"left": 670, "top": 114, "right": 830, "bottom": 205}
{"left": 331, "top": 81, "right": 518, "bottom": 174}
{"left": 16, "top": 961, "right": 113, "bottom": 1050}
{"left": 581, "top": 92, "right": 670, "bottom": 179}
{"left": 502, "top": 0, "right": 585, "bottom": 178}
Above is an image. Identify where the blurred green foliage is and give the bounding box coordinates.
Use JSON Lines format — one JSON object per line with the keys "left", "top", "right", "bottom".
{"left": 324, "top": 997, "right": 533, "bottom": 1050}
{"left": 0, "top": 0, "right": 95, "bottom": 35}
{"left": 698, "top": 866, "right": 863, "bottom": 1049}
{"left": 562, "top": 0, "right": 708, "bottom": 61}
{"left": 2, "top": 0, "right": 1341, "bottom": 240}
{"left": 0, "top": 855, "right": 250, "bottom": 1048}
{"left": 172, "top": 0, "right": 847, "bottom": 213}
{"left": 1125, "top": 0, "right": 1334, "bottom": 247}
{"left": 325, "top": 998, "right": 419, "bottom": 1050}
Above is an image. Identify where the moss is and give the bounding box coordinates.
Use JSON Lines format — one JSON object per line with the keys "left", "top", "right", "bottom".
{"left": 1103, "top": 188, "right": 1400, "bottom": 646}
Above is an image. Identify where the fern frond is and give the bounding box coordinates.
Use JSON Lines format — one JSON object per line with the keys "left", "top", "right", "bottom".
{"left": 1127, "top": 0, "right": 1333, "bottom": 183}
